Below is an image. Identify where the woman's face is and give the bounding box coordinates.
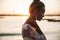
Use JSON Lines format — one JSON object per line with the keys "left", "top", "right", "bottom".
{"left": 36, "top": 11, "right": 44, "bottom": 21}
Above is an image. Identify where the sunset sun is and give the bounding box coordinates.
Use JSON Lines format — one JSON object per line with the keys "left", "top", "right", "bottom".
{"left": 17, "top": 0, "right": 32, "bottom": 15}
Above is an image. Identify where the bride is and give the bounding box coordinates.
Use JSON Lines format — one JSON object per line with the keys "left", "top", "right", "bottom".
{"left": 22, "top": 0, "right": 46, "bottom": 40}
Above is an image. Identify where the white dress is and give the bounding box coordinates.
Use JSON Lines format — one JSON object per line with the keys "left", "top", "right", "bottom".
{"left": 22, "top": 24, "right": 46, "bottom": 40}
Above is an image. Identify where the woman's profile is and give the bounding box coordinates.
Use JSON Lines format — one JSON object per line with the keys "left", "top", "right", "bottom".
{"left": 22, "top": 0, "right": 46, "bottom": 40}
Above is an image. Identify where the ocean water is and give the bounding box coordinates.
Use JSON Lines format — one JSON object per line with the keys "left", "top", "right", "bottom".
{"left": 0, "top": 16, "right": 60, "bottom": 40}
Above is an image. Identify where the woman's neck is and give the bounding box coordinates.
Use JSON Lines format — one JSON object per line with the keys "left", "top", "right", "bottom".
{"left": 25, "top": 16, "right": 37, "bottom": 27}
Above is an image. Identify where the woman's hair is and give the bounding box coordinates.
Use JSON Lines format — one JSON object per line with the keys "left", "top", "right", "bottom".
{"left": 29, "top": 1, "right": 45, "bottom": 15}
{"left": 33, "top": 0, "right": 40, "bottom": 2}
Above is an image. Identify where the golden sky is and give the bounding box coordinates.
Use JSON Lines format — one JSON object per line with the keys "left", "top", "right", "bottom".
{"left": 0, "top": 0, "right": 60, "bottom": 15}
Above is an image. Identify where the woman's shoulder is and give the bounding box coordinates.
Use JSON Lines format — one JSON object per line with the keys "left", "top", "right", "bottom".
{"left": 22, "top": 24, "right": 31, "bottom": 27}
{"left": 22, "top": 24, "right": 32, "bottom": 30}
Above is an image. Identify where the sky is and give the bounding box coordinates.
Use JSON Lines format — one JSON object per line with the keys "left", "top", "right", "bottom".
{"left": 0, "top": 0, "right": 60, "bottom": 15}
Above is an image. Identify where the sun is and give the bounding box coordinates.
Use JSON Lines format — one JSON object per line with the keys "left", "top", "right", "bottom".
{"left": 14, "top": 0, "right": 32, "bottom": 15}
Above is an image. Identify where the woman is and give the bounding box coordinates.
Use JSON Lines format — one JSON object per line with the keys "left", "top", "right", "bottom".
{"left": 22, "top": 0, "right": 46, "bottom": 40}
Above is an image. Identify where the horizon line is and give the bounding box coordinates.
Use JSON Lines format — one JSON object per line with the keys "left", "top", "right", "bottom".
{"left": 0, "top": 14, "right": 60, "bottom": 16}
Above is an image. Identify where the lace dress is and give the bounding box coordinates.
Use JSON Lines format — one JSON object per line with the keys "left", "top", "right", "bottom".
{"left": 22, "top": 24, "right": 46, "bottom": 40}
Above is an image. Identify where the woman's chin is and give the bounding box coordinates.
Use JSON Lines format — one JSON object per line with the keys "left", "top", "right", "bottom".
{"left": 37, "top": 19, "right": 42, "bottom": 21}
{"left": 37, "top": 18, "right": 43, "bottom": 21}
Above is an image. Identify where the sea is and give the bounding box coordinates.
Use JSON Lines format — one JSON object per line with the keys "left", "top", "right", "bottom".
{"left": 0, "top": 16, "right": 60, "bottom": 40}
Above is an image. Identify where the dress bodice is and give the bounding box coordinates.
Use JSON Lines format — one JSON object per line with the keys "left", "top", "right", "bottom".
{"left": 22, "top": 24, "right": 46, "bottom": 40}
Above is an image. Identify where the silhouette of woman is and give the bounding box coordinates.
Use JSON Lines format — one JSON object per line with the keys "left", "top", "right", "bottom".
{"left": 22, "top": 0, "right": 46, "bottom": 40}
